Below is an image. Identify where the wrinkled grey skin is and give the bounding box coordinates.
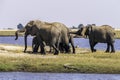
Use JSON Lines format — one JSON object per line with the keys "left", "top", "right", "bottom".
{"left": 75, "top": 25, "right": 115, "bottom": 53}
{"left": 15, "top": 20, "right": 71, "bottom": 55}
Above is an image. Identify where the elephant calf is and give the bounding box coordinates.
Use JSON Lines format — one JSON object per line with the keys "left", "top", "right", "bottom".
{"left": 32, "top": 37, "right": 40, "bottom": 53}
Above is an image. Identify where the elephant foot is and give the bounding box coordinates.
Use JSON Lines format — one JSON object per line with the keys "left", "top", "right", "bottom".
{"left": 111, "top": 50, "right": 115, "bottom": 53}
{"left": 91, "top": 49, "right": 96, "bottom": 52}
{"left": 54, "top": 53, "right": 59, "bottom": 55}
{"left": 32, "top": 50, "right": 38, "bottom": 53}
{"left": 54, "top": 51, "right": 59, "bottom": 55}
{"left": 72, "top": 49, "right": 76, "bottom": 54}
{"left": 40, "top": 51, "right": 46, "bottom": 55}
{"left": 105, "top": 50, "right": 109, "bottom": 53}
{"left": 32, "top": 51, "right": 38, "bottom": 54}
{"left": 23, "top": 51, "right": 26, "bottom": 53}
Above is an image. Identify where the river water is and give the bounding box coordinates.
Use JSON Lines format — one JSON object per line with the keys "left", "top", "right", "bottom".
{"left": 0, "top": 72, "right": 120, "bottom": 80}
{"left": 0, "top": 36, "right": 120, "bottom": 50}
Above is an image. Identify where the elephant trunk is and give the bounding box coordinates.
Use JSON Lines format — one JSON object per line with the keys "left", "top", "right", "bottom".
{"left": 15, "top": 28, "right": 26, "bottom": 40}
{"left": 24, "top": 34, "right": 28, "bottom": 52}
{"left": 69, "top": 31, "right": 77, "bottom": 34}
{"left": 15, "top": 31, "right": 19, "bottom": 40}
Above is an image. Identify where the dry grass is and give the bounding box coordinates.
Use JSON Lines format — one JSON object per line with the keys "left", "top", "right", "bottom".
{"left": 0, "top": 44, "right": 120, "bottom": 73}
{"left": 0, "top": 30, "right": 23, "bottom": 36}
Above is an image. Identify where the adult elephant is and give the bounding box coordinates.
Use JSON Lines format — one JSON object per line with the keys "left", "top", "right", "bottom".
{"left": 15, "top": 20, "right": 71, "bottom": 55}
{"left": 43, "top": 23, "right": 75, "bottom": 53}
{"left": 74, "top": 25, "right": 115, "bottom": 53}
{"left": 15, "top": 20, "right": 62, "bottom": 55}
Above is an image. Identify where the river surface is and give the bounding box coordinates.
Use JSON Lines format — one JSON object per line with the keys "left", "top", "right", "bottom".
{"left": 0, "top": 36, "right": 120, "bottom": 50}
{"left": 0, "top": 72, "right": 120, "bottom": 80}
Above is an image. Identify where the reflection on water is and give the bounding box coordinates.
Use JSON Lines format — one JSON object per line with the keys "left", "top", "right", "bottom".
{"left": 0, "top": 36, "right": 120, "bottom": 50}
{"left": 0, "top": 72, "right": 120, "bottom": 80}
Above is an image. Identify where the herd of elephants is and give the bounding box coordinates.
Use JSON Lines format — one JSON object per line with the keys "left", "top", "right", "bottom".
{"left": 15, "top": 20, "right": 115, "bottom": 55}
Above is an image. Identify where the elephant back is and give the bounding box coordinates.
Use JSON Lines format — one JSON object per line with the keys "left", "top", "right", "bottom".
{"left": 99, "top": 25, "right": 115, "bottom": 34}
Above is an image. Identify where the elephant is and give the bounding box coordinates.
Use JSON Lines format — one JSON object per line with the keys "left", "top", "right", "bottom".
{"left": 74, "top": 24, "right": 115, "bottom": 53}
{"left": 15, "top": 20, "right": 72, "bottom": 55}
{"left": 32, "top": 36, "right": 54, "bottom": 53}
{"left": 32, "top": 34, "right": 75, "bottom": 54}
{"left": 15, "top": 20, "right": 61, "bottom": 55}
{"left": 32, "top": 36, "right": 40, "bottom": 53}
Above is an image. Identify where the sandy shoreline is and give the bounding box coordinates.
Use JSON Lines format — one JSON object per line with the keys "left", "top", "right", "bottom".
{"left": 0, "top": 44, "right": 89, "bottom": 54}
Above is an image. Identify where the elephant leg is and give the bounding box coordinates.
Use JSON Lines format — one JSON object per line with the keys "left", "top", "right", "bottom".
{"left": 36, "top": 35, "right": 46, "bottom": 54}
{"left": 64, "top": 44, "right": 70, "bottom": 53}
{"left": 90, "top": 43, "right": 94, "bottom": 52}
{"left": 49, "top": 46, "right": 52, "bottom": 53}
{"left": 59, "top": 43, "right": 65, "bottom": 53}
{"left": 69, "top": 36, "right": 75, "bottom": 54}
{"left": 89, "top": 40, "right": 96, "bottom": 52}
{"left": 110, "top": 43, "right": 115, "bottom": 53}
{"left": 105, "top": 43, "right": 110, "bottom": 53}
{"left": 40, "top": 44, "right": 46, "bottom": 54}
{"left": 93, "top": 42, "right": 97, "bottom": 52}
{"left": 52, "top": 44, "right": 59, "bottom": 55}
{"left": 34, "top": 44, "right": 39, "bottom": 53}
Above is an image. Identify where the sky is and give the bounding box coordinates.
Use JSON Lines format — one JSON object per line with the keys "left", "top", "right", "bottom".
{"left": 0, "top": 0, "right": 120, "bottom": 29}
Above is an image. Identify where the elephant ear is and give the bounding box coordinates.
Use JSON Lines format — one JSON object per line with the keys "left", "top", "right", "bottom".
{"left": 27, "top": 21, "right": 34, "bottom": 27}
{"left": 85, "top": 25, "right": 92, "bottom": 36}
{"left": 32, "top": 20, "right": 44, "bottom": 29}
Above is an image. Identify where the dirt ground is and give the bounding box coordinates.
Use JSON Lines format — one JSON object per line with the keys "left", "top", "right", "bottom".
{"left": 0, "top": 44, "right": 90, "bottom": 57}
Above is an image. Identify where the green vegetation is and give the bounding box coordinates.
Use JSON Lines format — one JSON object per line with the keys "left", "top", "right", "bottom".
{"left": 114, "top": 30, "right": 120, "bottom": 39}
{"left": 0, "top": 46, "right": 120, "bottom": 73}
{"left": 0, "top": 30, "right": 23, "bottom": 36}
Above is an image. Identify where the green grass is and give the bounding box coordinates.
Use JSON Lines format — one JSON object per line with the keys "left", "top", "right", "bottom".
{"left": 115, "top": 30, "right": 120, "bottom": 39}
{"left": 0, "top": 30, "right": 23, "bottom": 36}
{"left": 0, "top": 49, "right": 120, "bottom": 73}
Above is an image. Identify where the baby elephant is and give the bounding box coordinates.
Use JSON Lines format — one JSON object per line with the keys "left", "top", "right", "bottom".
{"left": 32, "top": 37, "right": 40, "bottom": 53}
{"left": 32, "top": 37, "right": 51, "bottom": 53}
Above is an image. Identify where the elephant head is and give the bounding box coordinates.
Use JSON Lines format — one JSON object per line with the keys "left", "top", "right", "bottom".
{"left": 15, "top": 20, "right": 41, "bottom": 52}
{"left": 84, "top": 25, "right": 93, "bottom": 37}
{"left": 72, "top": 26, "right": 87, "bottom": 38}
{"left": 75, "top": 24, "right": 93, "bottom": 38}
